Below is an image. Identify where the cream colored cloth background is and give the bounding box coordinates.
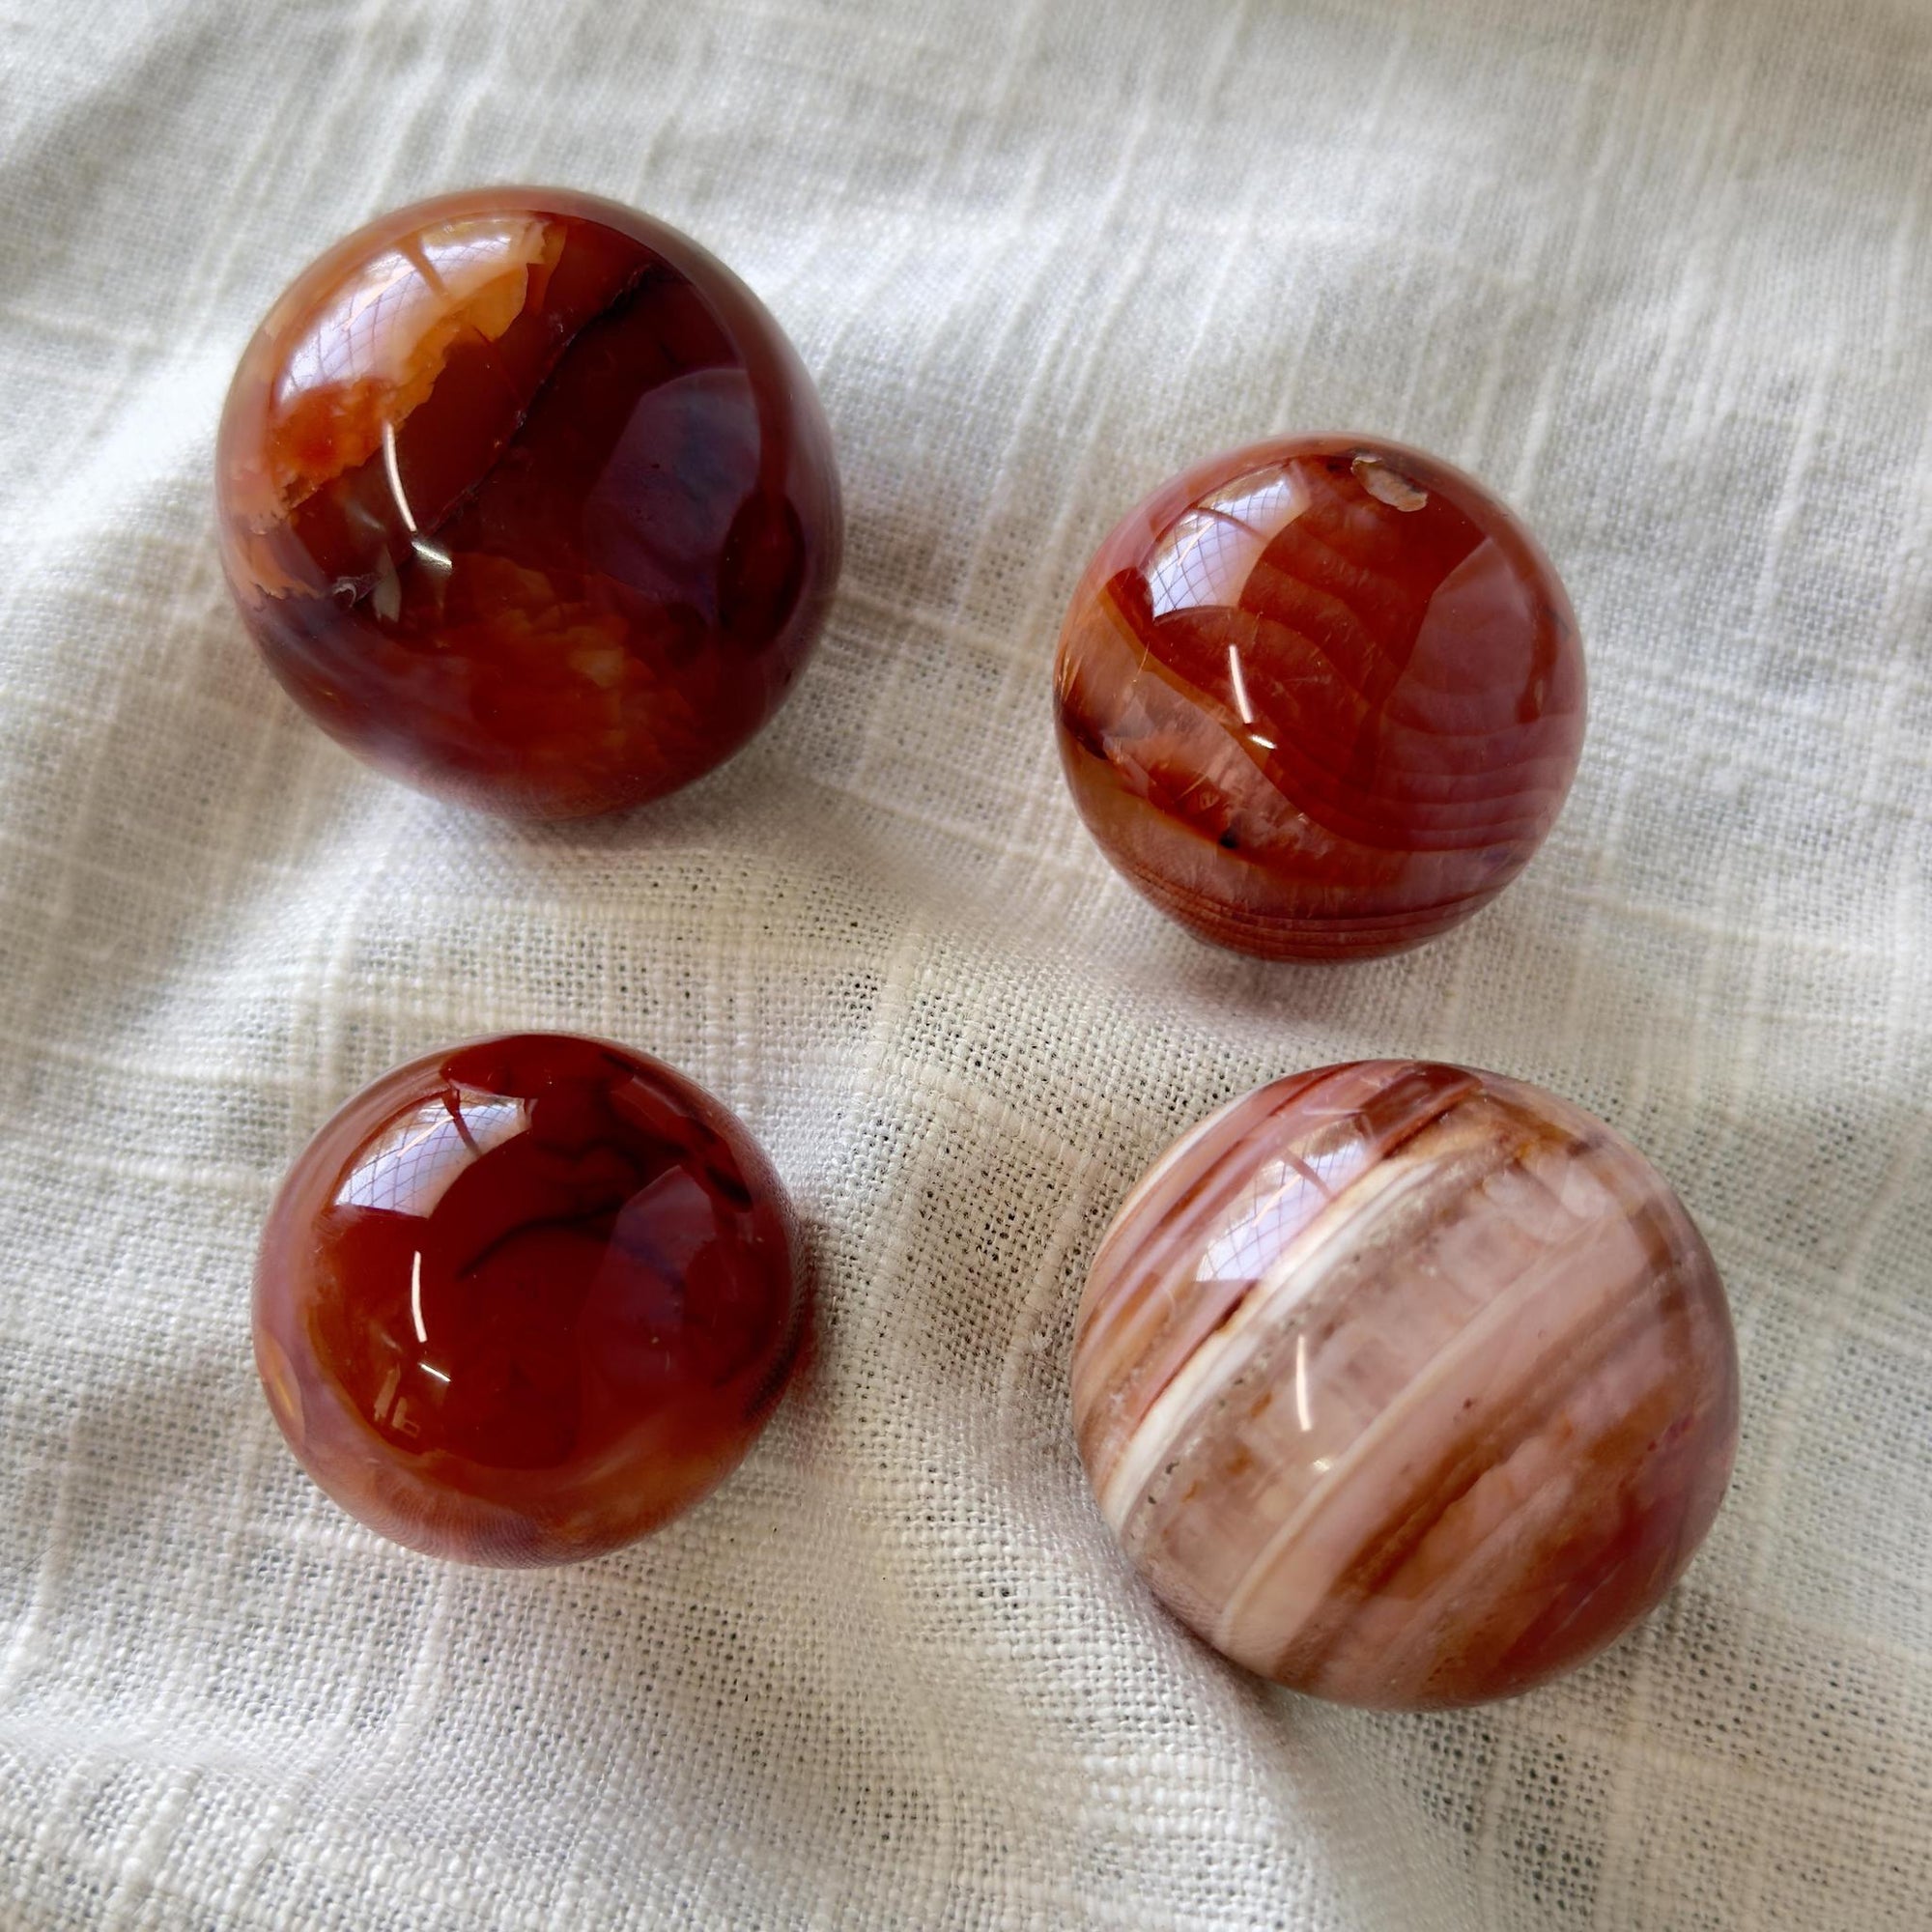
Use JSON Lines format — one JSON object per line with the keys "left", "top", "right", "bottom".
{"left": 2, "top": 0, "right": 1928, "bottom": 1924}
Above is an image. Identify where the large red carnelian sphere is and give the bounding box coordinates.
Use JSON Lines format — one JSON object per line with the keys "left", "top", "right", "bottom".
{"left": 216, "top": 188, "right": 841, "bottom": 817}
{"left": 1053, "top": 437, "right": 1585, "bottom": 959}
{"left": 254, "top": 1035, "right": 805, "bottom": 1564}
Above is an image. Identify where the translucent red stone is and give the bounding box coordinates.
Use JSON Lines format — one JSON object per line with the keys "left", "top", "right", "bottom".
{"left": 1071, "top": 1062, "right": 1738, "bottom": 1708}
{"left": 254, "top": 1035, "right": 803, "bottom": 1564}
{"left": 1053, "top": 437, "right": 1585, "bottom": 959}
{"left": 216, "top": 188, "right": 840, "bottom": 817}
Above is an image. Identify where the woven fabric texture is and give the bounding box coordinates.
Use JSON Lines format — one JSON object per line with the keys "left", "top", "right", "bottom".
{"left": 2, "top": 0, "right": 1928, "bottom": 1924}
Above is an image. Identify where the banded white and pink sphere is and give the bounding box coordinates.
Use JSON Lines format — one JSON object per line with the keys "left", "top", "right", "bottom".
{"left": 1070, "top": 1061, "right": 1738, "bottom": 1709}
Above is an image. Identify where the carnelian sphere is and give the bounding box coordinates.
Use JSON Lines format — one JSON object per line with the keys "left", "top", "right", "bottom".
{"left": 1053, "top": 437, "right": 1584, "bottom": 958}
{"left": 1070, "top": 1062, "right": 1738, "bottom": 1708}
{"left": 216, "top": 187, "right": 841, "bottom": 817}
{"left": 254, "top": 1034, "right": 804, "bottom": 1564}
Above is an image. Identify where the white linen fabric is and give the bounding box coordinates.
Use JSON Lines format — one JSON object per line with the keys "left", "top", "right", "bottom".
{"left": 2, "top": 0, "right": 1928, "bottom": 1924}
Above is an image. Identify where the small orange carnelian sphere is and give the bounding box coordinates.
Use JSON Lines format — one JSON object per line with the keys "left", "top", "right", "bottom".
{"left": 1054, "top": 436, "right": 1585, "bottom": 959}
{"left": 254, "top": 1035, "right": 804, "bottom": 1564}
{"left": 216, "top": 187, "right": 841, "bottom": 817}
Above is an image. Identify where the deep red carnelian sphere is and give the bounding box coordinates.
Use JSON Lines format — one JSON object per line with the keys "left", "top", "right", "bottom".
{"left": 216, "top": 188, "right": 841, "bottom": 817}
{"left": 254, "top": 1035, "right": 804, "bottom": 1564}
{"left": 1053, "top": 436, "right": 1585, "bottom": 959}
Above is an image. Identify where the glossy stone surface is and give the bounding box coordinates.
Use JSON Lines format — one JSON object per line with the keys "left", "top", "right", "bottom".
{"left": 1053, "top": 437, "right": 1584, "bottom": 958}
{"left": 1070, "top": 1062, "right": 1737, "bottom": 1708}
{"left": 217, "top": 188, "right": 840, "bottom": 817}
{"left": 255, "top": 1035, "right": 803, "bottom": 1564}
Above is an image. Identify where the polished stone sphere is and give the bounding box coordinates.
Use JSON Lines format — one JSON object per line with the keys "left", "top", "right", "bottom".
{"left": 1053, "top": 436, "right": 1584, "bottom": 958}
{"left": 254, "top": 1034, "right": 804, "bottom": 1564}
{"left": 216, "top": 187, "right": 841, "bottom": 817}
{"left": 1070, "top": 1061, "right": 1737, "bottom": 1708}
